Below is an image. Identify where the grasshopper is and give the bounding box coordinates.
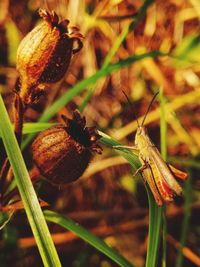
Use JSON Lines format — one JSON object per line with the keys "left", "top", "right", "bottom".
{"left": 116, "top": 92, "right": 187, "bottom": 206}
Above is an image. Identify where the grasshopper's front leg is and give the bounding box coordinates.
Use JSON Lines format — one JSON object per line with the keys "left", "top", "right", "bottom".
{"left": 132, "top": 163, "right": 147, "bottom": 177}
{"left": 113, "top": 145, "right": 142, "bottom": 175}
{"left": 113, "top": 144, "right": 163, "bottom": 205}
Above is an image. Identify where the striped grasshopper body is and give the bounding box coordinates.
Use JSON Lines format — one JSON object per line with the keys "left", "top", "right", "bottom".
{"left": 119, "top": 91, "right": 188, "bottom": 206}
{"left": 134, "top": 125, "right": 187, "bottom": 206}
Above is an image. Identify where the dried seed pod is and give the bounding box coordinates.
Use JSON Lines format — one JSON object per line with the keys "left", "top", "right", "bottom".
{"left": 16, "top": 9, "right": 83, "bottom": 105}
{"left": 32, "top": 111, "right": 102, "bottom": 185}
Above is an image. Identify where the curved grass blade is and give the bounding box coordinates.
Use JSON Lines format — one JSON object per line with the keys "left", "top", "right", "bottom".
{"left": 0, "top": 122, "right": 55, "bottom": 138}
{"left": 16, "top": 120, "right": 163, "bottom": 266}
{"left": 103, "top": 0, "right": 153, "bottom": 67}
{"left": 22, "top": 50, "right": 163, "bottom": 148}
{"left": 79, "top": 0, "right": 154, "bottom": 111}
{"left": 44, "top": 210, "right": 134, "bottom": 267}
{"left": 0, "top": 94, "right": 61, "bottom": 267}
{"left": 175, "top": 176, "right": 191, "bottom": 267}
{"left": 34, "top": 52, "right": 162, "bottom": 123}
{"left": 100, "top": 132, "right": 163, "bottom": 267}
{"left": 23, "top": 122, "right": 56, "bottom": 134}
{"left": 145, "top": 192, "right": 162, "bottom": 267}
{"left": 145, "top": 90, "right": 167, "bottom": 267}
{"left": 160, "top": 89, "right": 167, "bottom": 267}
{"left": 100, "top": 131, "right": 166, "bottom": 267}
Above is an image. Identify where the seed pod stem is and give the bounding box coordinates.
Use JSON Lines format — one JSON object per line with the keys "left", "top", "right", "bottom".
{"left": 0, "top": 158, "right": 10, "bottom": 202}
{"left": 13, "top": 93, "right": 25, "bottom": 144}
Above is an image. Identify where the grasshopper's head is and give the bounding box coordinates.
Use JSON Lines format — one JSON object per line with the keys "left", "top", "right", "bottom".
{"left": 121, "top": 90, "right": 158, "bottom": 149}
{"left": 135, "top": 126, "right": 149, "bottom": 149}
{"left": 134, "top": 92, "right": 159, "bottom": 149}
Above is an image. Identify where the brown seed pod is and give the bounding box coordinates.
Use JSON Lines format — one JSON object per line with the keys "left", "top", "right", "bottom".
{"left": 16, "top": 9, "right": 83, "bottom": 105}
{"left": 31, "top": 111, "right": 102, "bottom": 185}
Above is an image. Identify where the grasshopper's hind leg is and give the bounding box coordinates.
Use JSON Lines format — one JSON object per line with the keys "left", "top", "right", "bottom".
{"left": 142, "top": 165, "right": 163, "bottom": 206}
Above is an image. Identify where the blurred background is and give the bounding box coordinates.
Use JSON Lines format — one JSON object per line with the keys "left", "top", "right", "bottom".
{"left": 0, "top": 0, "right": 200, "bottom": 266}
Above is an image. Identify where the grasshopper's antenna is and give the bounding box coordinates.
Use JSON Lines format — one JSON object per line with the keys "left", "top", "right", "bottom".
{"left": 122, "top": 90, "right": 140, "bottom": 127}
{"left": 141, "top": 92, "right": 159, "bottom": 126}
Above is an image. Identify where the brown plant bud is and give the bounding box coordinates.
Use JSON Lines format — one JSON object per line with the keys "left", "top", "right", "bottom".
{"left": 31, "top": 111, "right": 102, "bottom": 185}
{"left": 16, "top": 9, "right": 83, "bottom": 105}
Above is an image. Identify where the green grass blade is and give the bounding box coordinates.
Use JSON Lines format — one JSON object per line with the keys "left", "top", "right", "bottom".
{"left": 172, "top": 34, "right": 200, "bottom": 66}
{"left": 22, "top": 122, "right": 166, "bottom": 266}
{"left": 79, "top": 0, "right": 154, "bottom": 112}
{"left": 99, "top": 131, "right": 141, "bottom": 172}
{"left": 44, "top": 210, "right": 134, "bottom": 267}
{"left": 78, "top": 86, "right": 94, "bottom": 112}
{"left": 159, "top": 89, "right": 167, "bottom": 267}
{"left": 145, "top": 197, "right": 162, "bottom": 267}
{"left": 174, "top": 117, "right": 192, "bottom": 266}
{"left": 175, "top": 177, "right": 191, "bottom": 267}
{"left": 99, "top": 132, "right": 163, "bottom": 267}
{"left": 0, "top": 122, "right": 55, "bottom": 138}
{"left": 22, "top": 50, "right": 163, "bottom": 149}
{"left": 10, "top": 120, "right": 200, "bottom": 172}
{"left": 145, "top": 181, "right": 162, "bottom": 267}
{"left": 160, "top": 89, "right": 167, "bottom": 160}
{"left": 103, "top": 0, "right": 153, "bottom": 68}
{"left": 23, "top": 122, "right": 56, "bottom": 134}
{"left": 38, "top": 51, "right": 161, "bottom": 123}
{"left": 0, "top": 94, "right": 61, "bottom": 267}
{"left": 145, "top": 91, "right": 166, "bottom": 267}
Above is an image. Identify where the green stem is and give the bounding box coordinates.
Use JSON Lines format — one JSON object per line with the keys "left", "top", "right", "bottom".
{"left": 145, "top": 89, "right": 167, "bottom": 267}
{"left": 44, "top": 210, "right": 134, "bottom": 267}
{"left": 0, "top": 94, "right": 61, "bottom": 267}
{"left": 175, "top": 176, "right": 191, "bottom": 267}
{"left": 79, "top": 0, "right": 154, "bottom": 111}
{"left": 103, "top": 0, "right": 153, "bottom": 68}
{"left": 100, "top": 131, "right": 163, "bottom": 267}
{"left": 22, "top": 50, "right": 162, "bottom": 149}
{"left": 145, "top": 194, "right": 162, "bottom": 267}
{"left": 160, "top": 89, "right": 167, "bottom": 267}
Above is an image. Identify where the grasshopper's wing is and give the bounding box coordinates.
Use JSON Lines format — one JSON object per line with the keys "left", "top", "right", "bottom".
{"left": 149, "top": 162, "right": 174, "bottom": 203}
{"left": 149, "top": 146, "right": 182, "bottom": 196}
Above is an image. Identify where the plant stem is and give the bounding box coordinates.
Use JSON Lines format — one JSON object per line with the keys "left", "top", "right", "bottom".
{"left": 0, "top": 93, "right": 25, "bottom": 197}
{"left": 0, "top": 94, "right": 62, "bottom": 267}
{"left": 160, "top": 88, "right": 167, "bottom": 267}
{"left": 79, "top": 0, "right": 154, "bottom": 112}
